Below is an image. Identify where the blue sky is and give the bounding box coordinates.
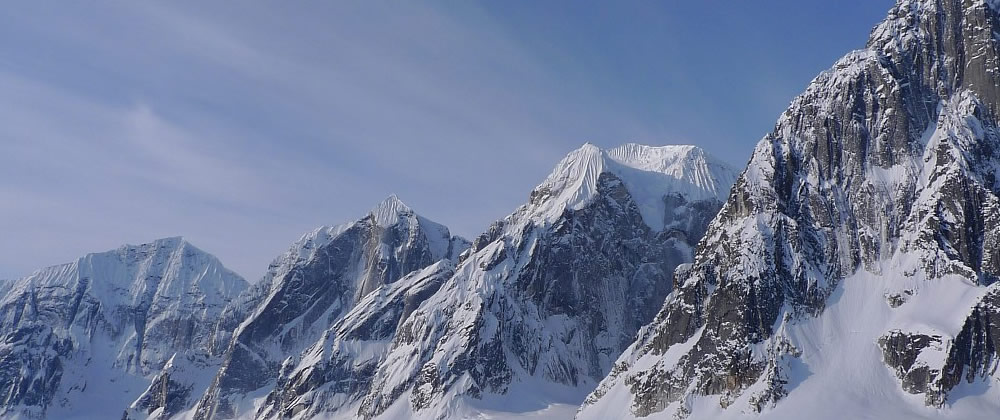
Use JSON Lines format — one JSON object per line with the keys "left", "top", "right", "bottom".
{"left": 1, "top": 0, "right": 894, "bottom": 281}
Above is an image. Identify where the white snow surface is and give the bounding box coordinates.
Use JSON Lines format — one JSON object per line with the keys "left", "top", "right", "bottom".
{"left": 533, "top": 143, "right": 737, "bottom": 231}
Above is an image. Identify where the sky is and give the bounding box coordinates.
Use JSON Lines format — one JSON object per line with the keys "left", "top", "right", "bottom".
{"left": 1, "top": 0, "right": 895, "bottom": 282}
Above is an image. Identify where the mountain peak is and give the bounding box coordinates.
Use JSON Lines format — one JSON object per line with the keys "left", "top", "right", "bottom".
{"left": 287, "top": 195, "right": 463, "bottom": 269}
{"left": 101, "top": 237, "right": 230, "bottom": 274}
{"left": 533, "top": 143, "right": 737, "bottom": 230}
{"left": 369, "top": 194, "right": 414, "bottom": 227}
{"left": 79, "top": 237, "right": 246, "bottom": 291}
{"left": 112, "top": 236, "right": 186, "bottom": 252}
{"left": 605, "top": 143, "right": 736, "bottom": 200}
{"left": 867, "top": 0, "right": 1000, "bottom": 112}
{"left": 151, "top": 235, "right": 185, "bottom": 244}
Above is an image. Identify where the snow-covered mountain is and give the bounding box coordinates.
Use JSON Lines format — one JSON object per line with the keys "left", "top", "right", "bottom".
{"left": 579, "top": 1, "right": 1000, "bottom": 419}
{"left": 8, "top": 159, "right": 734, "bottom": 420}
{"left": 0, "top": 237, "right": 248, "bottom": 419}
{"left": 246, "top": 143, "right": 736, "bottom": 420}
{"left": 183, "top": 196, "right": 470, "bottom": 420}
{"left": 18, "top": 2, "right": 1000, "bottom": 419}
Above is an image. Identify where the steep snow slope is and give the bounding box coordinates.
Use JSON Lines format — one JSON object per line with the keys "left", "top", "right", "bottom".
{"left": 186, "top": 196, "right": 470, "bottom": 420}
{"left": 253, "top": 143, "right": 737, "bottom": 420}
{"left": 0, "top": 238, "right": 248, "bottom": 419}
{"left": 580, "top": 0, "right": 1000, "bottom": 419}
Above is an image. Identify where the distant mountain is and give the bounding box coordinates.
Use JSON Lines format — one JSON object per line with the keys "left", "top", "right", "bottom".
{"left": 579, "top": 0, "right": 1000, "bottom": 419}
{"left": 0, "top": 237, "right": 248, "bottom": 419}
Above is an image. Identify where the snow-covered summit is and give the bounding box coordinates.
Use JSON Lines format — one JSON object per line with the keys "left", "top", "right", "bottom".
{"left": 370, "top": 194, "right": 412, "bottom": 227}
{"left": 0, "top": 237, "right": 249, "bottom": 419}
{"left": 606, "top": 143, "right": 737, "bottom": 201}
{"left": 2, "top": 236, "right": 249, "bottom": 347}
{"left": 5, "top": 236, "right": 247, "bottom": 308}
{"left": 532, "top": 143, "right": 737, "bottom": 230}
{"left": 282, "top": 195, "right": 464, "bottom": 271}
{"left": 366, "top": 195, "right": 460, "bottom": 260}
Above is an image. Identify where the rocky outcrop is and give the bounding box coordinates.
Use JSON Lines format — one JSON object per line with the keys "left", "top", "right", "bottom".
{"left": 880, "top": 285, "right": 1000, "bottom": 407}
{"left": 943, "top": 287, "right": 1000, "bottom": 389}
{"left": 879, "top": 331, "right": 946, "bottom": 399}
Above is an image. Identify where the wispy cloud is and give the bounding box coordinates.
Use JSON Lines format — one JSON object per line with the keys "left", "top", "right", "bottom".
{"left": 0, "top": 0, "right": 894, "bottom": 280}
{"left": 0, "top": 1, "right": 637, "bottom": 280}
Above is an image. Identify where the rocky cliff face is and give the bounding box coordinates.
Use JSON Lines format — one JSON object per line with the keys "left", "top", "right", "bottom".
{"left": 190, "top": 196, "right": 470, "bottom": 419}
{"left": 254, "top": 261, "right": 457, "bottom": 419}
{"left": 248, "top": 144, "right": 736, "bottom": 420}
{"left": 0, "top": 238, "right": 248, "bottom": 419}
{"left": 579, "top": 1, "right": 1000, "bottom": 418}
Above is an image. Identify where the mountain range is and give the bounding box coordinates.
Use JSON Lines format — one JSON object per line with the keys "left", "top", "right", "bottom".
{"left": 4, "top": 0, "right": 1000, "bottom": 419}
